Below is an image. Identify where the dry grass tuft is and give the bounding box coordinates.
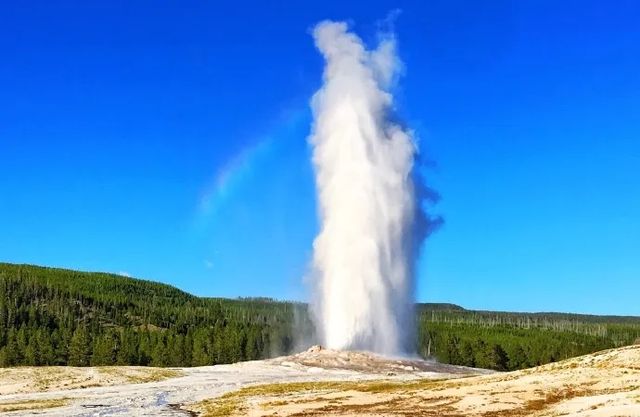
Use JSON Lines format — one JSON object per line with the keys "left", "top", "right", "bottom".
{"left": 98, "top": 366, "right": 183, "bottom": 384}
{"left": 0, "top": 398, "right": 71, "bottom": 413}
{"left": 192, "top": 395, "right": 243, "bottom": 417}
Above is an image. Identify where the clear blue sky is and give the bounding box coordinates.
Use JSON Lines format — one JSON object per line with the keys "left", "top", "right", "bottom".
{"left": 1, "top": 1, "right": 638, "bottom": 315}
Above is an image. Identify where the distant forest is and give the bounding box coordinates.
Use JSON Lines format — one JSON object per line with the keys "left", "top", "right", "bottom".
{"left": 1, "top": 263, "right": 639, "bottom": 371}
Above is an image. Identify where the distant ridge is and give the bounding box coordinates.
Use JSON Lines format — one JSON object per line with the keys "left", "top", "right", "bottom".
{"left": 6, "top": 262, "right": 640, "bottom": 319}
{"left": 0, "top": 262, "right": 467, "bottom": 310}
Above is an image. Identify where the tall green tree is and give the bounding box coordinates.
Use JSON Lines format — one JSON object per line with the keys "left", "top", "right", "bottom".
{"left": 69, "top": 327, "right": 92, "bottom": 366}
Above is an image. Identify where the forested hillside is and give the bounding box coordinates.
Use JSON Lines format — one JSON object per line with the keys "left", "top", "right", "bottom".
{"left": 1, "top": 263, "right": 639, "bottom": 370}
{"left": 417, "top": 311, "right": 640, "bottom": 371}
{"left": 0, "top": 263, "right": 306, "bottom": 367}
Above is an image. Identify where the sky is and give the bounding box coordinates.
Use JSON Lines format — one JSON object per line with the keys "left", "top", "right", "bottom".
{"left": 1, "top": 0, "right": 639, "bottom": 315}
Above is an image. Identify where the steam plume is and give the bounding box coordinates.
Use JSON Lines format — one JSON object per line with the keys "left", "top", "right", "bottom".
{"left": 309, "top": 20, "right": 420, "bottom": 355}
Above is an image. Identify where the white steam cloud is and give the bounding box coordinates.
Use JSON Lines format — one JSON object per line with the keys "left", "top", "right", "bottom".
{"left": 309, "top": 20, "right": 420, "bottom": 356}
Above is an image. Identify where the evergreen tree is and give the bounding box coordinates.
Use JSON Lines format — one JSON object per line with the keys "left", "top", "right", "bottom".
{"left": 37, "top": 330, "right": 54, "bottom": 365}
{"left": 117, "top": 329, "right": 138, "bottom": 365}
{"left": 191, "top": 331, "right": 209, "bottom": 366}
{"left": 69, "top": 327, "right": 92, "bottom": 366}
{"left": 91, "top": 333, "right": 118, "bottom": 366}
{"left": 23, "top": 340, "right": 38, "bottom": 366}
{"left": 0, "top": 348, "right": 8, "bottom": 367}
{"left": 488, "top": 344, "right": 509, "bottom": 371}
{"left": 3, "top": 330, "right": 19, "bottom": 366}
{"left": 150, "top": 335, "right": 167, "bottom": 367}
{"left": 508, "top": 345, "right": 528, "bottom": 370}
{"left": 459, "top": 340, "right": 475, "bottom": 367}
{"left": 54, "top": 328, "right": 72, "bottom": 365}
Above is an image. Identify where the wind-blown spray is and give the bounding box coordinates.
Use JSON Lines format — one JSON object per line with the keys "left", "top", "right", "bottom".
{"left": 309, "top": 21, "right": 421, "bottom": 356}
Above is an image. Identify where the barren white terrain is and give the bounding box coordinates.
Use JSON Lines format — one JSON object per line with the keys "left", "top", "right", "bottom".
{"left": 0, "top": 347, "right": 477, "bottom": 416}
{"left": 1, "top": 345, "right": 639, "bottom": 416}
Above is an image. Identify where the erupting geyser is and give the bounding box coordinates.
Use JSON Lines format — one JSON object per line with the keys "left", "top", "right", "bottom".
{"left": 309, "top": 20, "right": 422, "bottom": 356}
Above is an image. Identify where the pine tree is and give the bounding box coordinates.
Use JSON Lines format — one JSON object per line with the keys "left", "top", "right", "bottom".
{"left": 69, "top": 327, "right": 92, "bottom": 366}
{"left": 459, "top": 340, "right": 475, "bottom": 367}
{"left": 3, "top": 330, "right": 19, "bottom": 366}
{"left": 92, "top": 334, "right": 116, "bottom": 366}
{"left": 0, "top": 347, "right": 8, "bottom": 367}
{"left": 54, "top": 328, "right": 72, "bottom": 365}
{"left": 150, "top": 335, "right": 167, "bottom": 367}
{"left": 37, "top": 330, "right": 54, "bottom": 365}
{"left": 191, "top": 332, "right": 209, "bottom": 366}
{"left": 117, "top": 329, "right": 138, "bottom": 365}
{"left": 508, "top": 345, "right": 528, "bottom": 370}
{"left": 15, "top": 326, "right": 28, "bottom": 365}
{"left": 23, "top": 340, "right": 38, "bottom": 365}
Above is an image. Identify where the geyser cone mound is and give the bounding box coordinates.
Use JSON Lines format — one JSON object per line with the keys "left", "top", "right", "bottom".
{"left": 271, "top": 346, "right": 485, "bottom": 376}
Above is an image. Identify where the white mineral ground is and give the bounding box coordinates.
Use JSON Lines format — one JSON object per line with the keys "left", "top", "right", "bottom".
{"left": 0, "top": 346, "right": 484, "bottom": 416}
{"left": 0, "top": 345, "right": 639, "bottom": 416}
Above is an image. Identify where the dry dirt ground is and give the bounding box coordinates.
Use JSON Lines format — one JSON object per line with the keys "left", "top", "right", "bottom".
{"left": 0, "top": 345, "right": 638, "bottom": 416}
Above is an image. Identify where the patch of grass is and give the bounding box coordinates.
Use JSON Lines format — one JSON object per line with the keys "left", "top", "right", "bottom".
{"left": 188, "top": 378, "right": 457, "bottom": 417}
{"left": 0, "top": 398, "right": 71, "bottom": 413}
{"left": 192, "top": 396, "right": 243, "bottom": 417}
{"left": 232, "top": 377, "right": 451, "bottom": 398}
{"left": 262, "top": 399, "right": 291, "bottom": 408}
{"left": 98, "top": 367, "right": 183, "bottom": 383}
{"left": 285, "top": 395, "right": 463, "bottom": 417}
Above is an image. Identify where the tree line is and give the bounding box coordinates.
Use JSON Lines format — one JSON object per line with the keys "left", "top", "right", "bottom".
{"left": 1, "top": 263, "right": 638, "bottom": 370}
{"left": 0, "top": 263, "right": 301, "bottom": 367}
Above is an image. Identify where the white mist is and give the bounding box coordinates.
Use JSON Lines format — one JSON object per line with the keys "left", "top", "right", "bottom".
{"left": 309, "top": 20, "right": 419, "bottom": 356}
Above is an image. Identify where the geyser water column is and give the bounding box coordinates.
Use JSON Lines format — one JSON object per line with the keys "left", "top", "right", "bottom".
{"left": 309, "top": 20, "right": 420, "bottom": 356}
